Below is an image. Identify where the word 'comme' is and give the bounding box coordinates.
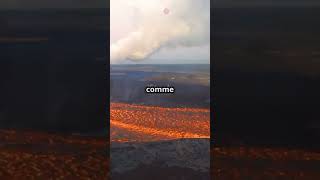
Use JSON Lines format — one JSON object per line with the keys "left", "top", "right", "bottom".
{"left": 145, "top": 86, "right": 175, "bottom": 94}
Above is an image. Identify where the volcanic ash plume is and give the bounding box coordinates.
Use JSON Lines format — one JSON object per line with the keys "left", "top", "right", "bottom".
{"left": 110, "top": 0, "right": 210, "bottom": 63}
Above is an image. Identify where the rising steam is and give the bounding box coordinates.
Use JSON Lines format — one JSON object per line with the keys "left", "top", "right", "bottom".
{"left": 110, "top": 0, "right": 210, "bottom": 63}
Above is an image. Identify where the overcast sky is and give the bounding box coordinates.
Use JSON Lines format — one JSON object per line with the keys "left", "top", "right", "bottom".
{"left": 110, "top": 0, "right": 210, "bottom": 64}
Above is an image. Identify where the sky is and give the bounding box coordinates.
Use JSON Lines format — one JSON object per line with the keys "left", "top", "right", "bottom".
{"left": 2, "top": 0, "right": 319, "bottom": 65}
{"left": 1, "top": 0, "right": 320, "bottom": 9}
{"left": 110, "top": 0, "right": 210, "bottom": 64}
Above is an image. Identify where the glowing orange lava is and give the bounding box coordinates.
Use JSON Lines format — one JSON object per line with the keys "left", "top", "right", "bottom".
{"left": 110, "top": 103, "right": 210, "bottom": 142}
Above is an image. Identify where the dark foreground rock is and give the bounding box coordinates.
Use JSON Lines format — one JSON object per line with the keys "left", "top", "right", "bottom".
{"left": 111, "top": 139, "right": 210, "bottom": 180}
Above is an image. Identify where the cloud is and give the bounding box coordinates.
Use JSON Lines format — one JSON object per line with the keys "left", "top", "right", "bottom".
{"left": 110, "top": 0, "right": 210, "bottom": 63}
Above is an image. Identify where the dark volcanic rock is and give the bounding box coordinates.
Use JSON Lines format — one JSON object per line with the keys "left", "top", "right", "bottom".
{"left": 111, "top": 139, "right": 210, "bottom": 180}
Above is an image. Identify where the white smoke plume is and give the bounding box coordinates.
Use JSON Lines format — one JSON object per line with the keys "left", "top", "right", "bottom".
{"left": 110, "top": 0, "right": 210, "bottom": 63}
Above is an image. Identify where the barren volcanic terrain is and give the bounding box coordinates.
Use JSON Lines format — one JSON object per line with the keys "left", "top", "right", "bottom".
{"left": 213, "top": 146, "right": 320, "bottom": 180}
{"left": 0, "top": 130, "right": 108, "bottom": 179}
{"left": 110, "top": 102, "right": 210, "bottom": 142}
{"left": 110, "top": 102, "right": 211, "bottom": 180}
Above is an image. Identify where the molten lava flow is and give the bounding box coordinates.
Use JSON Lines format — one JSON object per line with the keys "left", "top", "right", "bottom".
{"left": 110, "top": 103, "right": 210, "bottom": 142}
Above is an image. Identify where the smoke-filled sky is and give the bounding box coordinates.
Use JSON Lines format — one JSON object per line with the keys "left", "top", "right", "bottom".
{"left": 110, "top": 0, "right": 210, "bottom": 64}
